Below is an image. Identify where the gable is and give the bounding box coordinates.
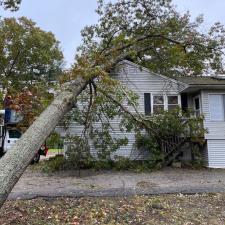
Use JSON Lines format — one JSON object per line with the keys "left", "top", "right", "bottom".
{"left": 111, "top": 60, "right": 184, "bottom": 94}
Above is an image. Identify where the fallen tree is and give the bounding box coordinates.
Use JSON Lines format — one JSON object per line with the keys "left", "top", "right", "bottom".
{"left": 0, "top": 78, "right": 87, "bottom": 207}
{"left": 0, "top": 0, "right": 225, "bottom": 208}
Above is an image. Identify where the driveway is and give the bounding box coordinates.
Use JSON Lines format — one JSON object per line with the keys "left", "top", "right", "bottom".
{"left": 8, "top": 167, "right": 225, "bottom": 200}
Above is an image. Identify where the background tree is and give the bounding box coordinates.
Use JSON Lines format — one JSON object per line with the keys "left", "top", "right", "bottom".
{"left": 0, "top": 17, "right": 64, "bottom": 124}
{"left": 1, "top": 0, "right": 225, "bottom": 207}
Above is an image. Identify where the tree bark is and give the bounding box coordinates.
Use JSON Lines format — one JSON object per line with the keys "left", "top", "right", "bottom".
{"left": 0, "top": 78, "right": 88, "bottom": 207}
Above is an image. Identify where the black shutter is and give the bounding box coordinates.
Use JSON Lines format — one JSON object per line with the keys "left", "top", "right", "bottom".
{"left": 144, "top": 93, "right": 151, "bottom": 115}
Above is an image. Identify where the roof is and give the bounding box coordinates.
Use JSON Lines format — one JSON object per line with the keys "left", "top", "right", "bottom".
{"left": 174, "top": 76, "right": 225, "bottom": 86}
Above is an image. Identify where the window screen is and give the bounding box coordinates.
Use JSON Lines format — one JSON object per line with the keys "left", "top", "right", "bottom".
{"left": 153, "top": 95, "right": 164, "bottom": 114}
{"left": 144, "top": 93, "right": 151, "bottom": 115}
{"left": 168, "top": 96, "right": 179, "bottom": 111}
{"left": 209, "top": 95, "right": 224, "bottom": 121}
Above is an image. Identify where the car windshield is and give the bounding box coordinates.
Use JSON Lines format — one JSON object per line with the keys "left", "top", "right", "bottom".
{"left": 8, "top": 130, "right": 22, "bottom": 139}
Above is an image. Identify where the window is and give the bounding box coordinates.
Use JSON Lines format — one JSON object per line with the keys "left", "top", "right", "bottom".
{"left": 152, "top": 95, "right": 179, "bottom": 114}
{"left": 168, "top": 96, "right": 179, "bottom": 111}
{"left": 153, "top": 95, "right": 164, "bottom": 114}
{"left": 194, "top": 96, "right": 201, "bottom": 117}
{"left": 209, "top": 94, "right": 225, "bottom": 121}
{"left": 8, "top": 130, "right": 22, "bottom": 139}
{"left": 144, "top": 93, "right": 151, "bottom": 115}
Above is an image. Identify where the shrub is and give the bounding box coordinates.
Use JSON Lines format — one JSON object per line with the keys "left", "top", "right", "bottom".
{"left": 32, "top": 155, "right": 65, "bottom": 173}
{"left": 134, "top": 108, "right": 206, "bottom": 167}
{"left": 64, "top": 136, "right": 92, "bottom": 170}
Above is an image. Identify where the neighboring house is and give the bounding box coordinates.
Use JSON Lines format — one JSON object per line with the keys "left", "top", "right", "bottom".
{"left": 56, "top": 60, "right": 225, "bottom": 168}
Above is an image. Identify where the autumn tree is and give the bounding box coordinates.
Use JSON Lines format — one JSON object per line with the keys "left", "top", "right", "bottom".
{"left": 0, "top": 17, "right": 64, "bottom": 124}
{"left": 1, "top": 0, "right": 225, "bottom": 207}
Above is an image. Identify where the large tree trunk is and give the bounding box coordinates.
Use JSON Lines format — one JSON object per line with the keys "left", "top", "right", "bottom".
{"left": 0, "top": 78, "right": 88, "bottom": 207}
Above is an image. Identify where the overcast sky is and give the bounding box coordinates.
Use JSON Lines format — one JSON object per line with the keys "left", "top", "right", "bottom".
{"left": 1, "top": 0, "right": 225, "bottom": 68}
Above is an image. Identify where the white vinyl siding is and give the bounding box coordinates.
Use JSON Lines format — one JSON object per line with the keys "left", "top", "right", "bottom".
{"left": 202, "top": 90, "right": 225, "bottom": 139}
{"left": 201, "top": 90, "right": 225, "bottom": 168}
{"left": 56, "top": 61, "right": 181, "bottom": 159}
{"left": 208, "top": 140, "right": 225, "bottom": 168}
{"left": 111, "top": 61, "right": 181, "bottom": 114}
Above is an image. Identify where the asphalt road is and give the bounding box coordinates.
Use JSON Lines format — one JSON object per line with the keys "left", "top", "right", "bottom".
{"left": 8, "top": 167, "right": 225, "bottom": 200}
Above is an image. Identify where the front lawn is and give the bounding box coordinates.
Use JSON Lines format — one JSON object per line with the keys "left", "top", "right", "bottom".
{"left": 1, "top": 193, "right": 225, "bottom": 224}
{"left": 47, "top": 149, "right": 63, "bottom": 154}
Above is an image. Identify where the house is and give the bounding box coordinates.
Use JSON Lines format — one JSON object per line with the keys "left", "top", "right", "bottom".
{"left": 56, "top": 60, "right": 225, "bottom": 168}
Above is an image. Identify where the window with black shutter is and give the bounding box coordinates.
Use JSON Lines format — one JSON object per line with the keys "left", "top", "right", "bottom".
{"left": 144, "top": 93, "right": 151, "bottom": 115}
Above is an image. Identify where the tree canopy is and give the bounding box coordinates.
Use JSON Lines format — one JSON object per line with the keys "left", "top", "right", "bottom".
{"left": 0, "top": 17, "right": 64, "bottom": 125}
{"left": 75, "top": 0, "right": 225, "bottom": 77}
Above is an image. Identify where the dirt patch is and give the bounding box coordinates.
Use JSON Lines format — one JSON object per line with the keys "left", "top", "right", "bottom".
{"left": 136, "top": 181, "right": 158, "bottom": 189}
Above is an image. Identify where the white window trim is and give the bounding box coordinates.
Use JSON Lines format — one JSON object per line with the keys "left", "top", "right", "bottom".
{"left": 151, "top": 94, "right": 181, "bottom": 114}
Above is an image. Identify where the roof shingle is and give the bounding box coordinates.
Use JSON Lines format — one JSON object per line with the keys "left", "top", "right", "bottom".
{"left": 175, "top": 76, "right": 225, "bottom": 85}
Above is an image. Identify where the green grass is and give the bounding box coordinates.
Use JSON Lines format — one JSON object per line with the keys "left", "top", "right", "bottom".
{"left": 48, "top": 149, "right": 63, "bottom": 154}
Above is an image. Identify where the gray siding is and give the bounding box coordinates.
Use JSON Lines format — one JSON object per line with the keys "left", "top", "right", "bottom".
{"left": 208, "top": 140, "right": 225, "bottom": 168}
{"left": 112, "top": 61, "right": 181, "bottom": 114}
{"left": 201, "top": 90, "right": 225, "bottom": 168}
{"left": 56, "top": 122, "right": 139, "bottom": 159}
{"left": 57, "top": 61, "right": 181, "bottom": 159}
{"left": 201, "top": 90, "right": 225, "bottom": 139}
